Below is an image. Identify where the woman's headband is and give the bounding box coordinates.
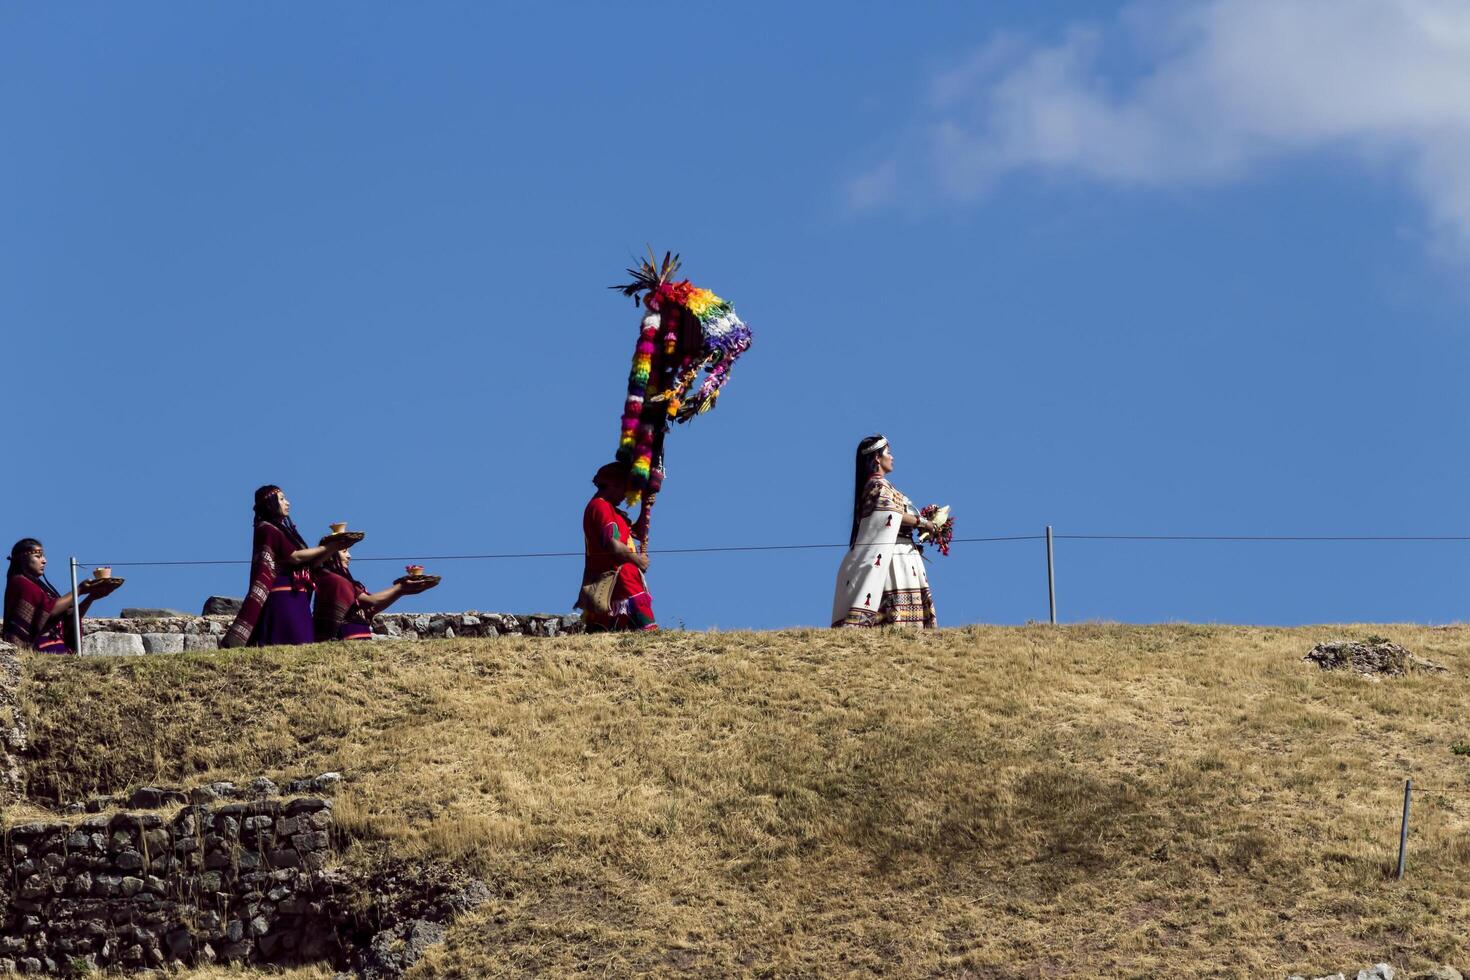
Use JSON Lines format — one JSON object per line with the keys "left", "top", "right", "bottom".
{"left": 861, "top": 438, "right": 888, "bottom": 455}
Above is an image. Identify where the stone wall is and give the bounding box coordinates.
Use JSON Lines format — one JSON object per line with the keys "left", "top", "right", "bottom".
{"left": 0, "top": 624, "right": 502, "bottom": 976}
{"left": 0, "top": 645, "right": 24, "bottom": 805}
{"left": 1, "top": 797, "right": 339, "bottom": 973}
{"left": 75, "top": 611, "right": 584, "bottom": 656}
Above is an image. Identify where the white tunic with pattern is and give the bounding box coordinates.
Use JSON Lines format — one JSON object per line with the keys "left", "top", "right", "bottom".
{"left": 831, "top": 477, "right": 937, "bottom": 628}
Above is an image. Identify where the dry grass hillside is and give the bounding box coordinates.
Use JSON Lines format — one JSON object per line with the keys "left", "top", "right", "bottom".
{"left": 14, "top": 625, "right": 1470, "bottom": 978}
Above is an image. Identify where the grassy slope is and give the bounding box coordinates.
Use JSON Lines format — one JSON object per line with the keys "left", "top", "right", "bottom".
{"left": 14, "top": 625, "right": 1470, "bottom": 978}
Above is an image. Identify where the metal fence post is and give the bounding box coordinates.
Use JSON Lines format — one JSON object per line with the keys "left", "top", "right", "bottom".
{"left": 70, "top": 557, "right": 83, "bottom": 655}
{"left": 1397, "top": 778, "right": 1413, "bottom": 879}
{"left": 1046, "top": 525, "right": 1057, "bottom": 625}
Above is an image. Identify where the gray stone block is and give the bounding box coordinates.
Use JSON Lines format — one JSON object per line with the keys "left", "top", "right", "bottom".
{"left": 82, "top": 633, "right": 145, "bottom": 657}
{"left": 183, "top": 634, "right": 219, "bottom": 652}
{"left": 120, "top": 608, "right": 188, "bottom": 619}
{"left": 141, "top": 634, "right": 186, "bottom": 654}
{"left": 201, "top": 596, "right": 243, "bottom": 616}
{"left": 128, "top": 786, "right": 187, "bottom": 809}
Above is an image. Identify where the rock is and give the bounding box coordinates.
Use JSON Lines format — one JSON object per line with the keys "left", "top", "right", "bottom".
{"left": 1358, "top": 967, "right": 1396, "bottom": 980}
{"left": 1412, "top": 969, "right": 1463, "bottom": 980}
{"left": 201, "top": 596, "right": 243, "bottom": 616}
{"left": 268, "top": 848, "right": 301, "bottom": 868}
{"left": 247, "top": 777, "right": 278, "bottom": 798}
{"left": 1306, "top": 639, "right": 1447, "bottom": 678}
{"left": 164, "top": 927, "right": 192, "bottom": 958}
{"left": 183, "top": 634, "right": 219, "bottom": 652}
{"left": 363, "top": 918, "right": 447, "bottom": 978}
{"left": 128, "top": 786, "right": 187, "bottom": 809}
{"left": 141, "top": 633, "right": 187, "bottom": 654}
{"left": 217, "top": 940, "right": 251, "bottom": 961}
{"left": 120, "top": 608, "right": 188, "bottom": 619}
{"left": 446, "top": 879, "right": 492, "bottom": 914}
{"left": 189, "top": 785, "right": 220, "bottom": 804}
{"left": 284, "top": 797, "right": 332, "bottom": 816}
{"left": 285, "top": 772, "right": 342, "bottom": 794}
{"left": 83, "top": 795, "right": 117, "bottom": 813}
{"left": 81, "top": 632, "right": 145, "bottom": 656}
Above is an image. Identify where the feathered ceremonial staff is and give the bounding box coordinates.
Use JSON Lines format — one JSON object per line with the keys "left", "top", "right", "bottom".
{"left": 610, "top": 249, "right": 753, "bottom": 545}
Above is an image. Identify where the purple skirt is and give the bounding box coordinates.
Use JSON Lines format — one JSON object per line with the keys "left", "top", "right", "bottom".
{"left": 250, "top": 581, "right": 314, "bottom": 647}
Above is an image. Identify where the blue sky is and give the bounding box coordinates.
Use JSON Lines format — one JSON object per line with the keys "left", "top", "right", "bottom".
{"left": 4, "top": 1, "right": 1469, "bottom": 629}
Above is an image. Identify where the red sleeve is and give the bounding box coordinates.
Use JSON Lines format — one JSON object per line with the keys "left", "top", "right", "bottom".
{"left": 584, "top": 498, "right": 621, "bottom": 549}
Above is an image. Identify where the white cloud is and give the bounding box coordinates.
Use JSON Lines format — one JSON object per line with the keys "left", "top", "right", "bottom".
{"left": 853, "top": 0, "right": 1470, "bottom": 246}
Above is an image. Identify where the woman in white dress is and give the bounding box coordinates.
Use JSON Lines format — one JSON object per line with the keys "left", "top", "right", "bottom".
{"left": 831, "top": 434, "right": 939, "bottom": 628}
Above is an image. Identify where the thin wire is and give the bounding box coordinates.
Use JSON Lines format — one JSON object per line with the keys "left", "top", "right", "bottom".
{"left": 77, "top": 540, "right": 1470, "bottom": 570}
{"left": 1059, "top": 534, "right": 1470, "bottom": 541}
{"left": 84, "top": 534, "right": 1044, "bottom": 567}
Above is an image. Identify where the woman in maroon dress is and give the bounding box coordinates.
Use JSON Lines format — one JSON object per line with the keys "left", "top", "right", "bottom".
{"left": 3, "top": 539, "right": 119, "bottom": 653}
{"left": 574, "top": 463, "right": 657, "bottom": 632}
{"left": 222, "top": 485, "right": 350, "bottom": 648}
{"left": 312, "top": 550, "right": 436, "bottom": 642}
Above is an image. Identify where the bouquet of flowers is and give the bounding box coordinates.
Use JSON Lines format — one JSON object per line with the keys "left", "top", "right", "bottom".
{"left": 919, "top": 505, "right": 954, "bottom": 556}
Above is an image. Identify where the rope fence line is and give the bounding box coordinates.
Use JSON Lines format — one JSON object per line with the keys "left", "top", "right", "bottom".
{"left": 1059, "top": 534, "right": 1470, "bottom": 542}
{"left": 71, "top": 528, "right": 1470, "bottom": 628}
{"left": 79, "top": 534, "right": 1045, "bottom": 567}
{"left": 77, "top": 531, "right": 1470, "bottom": 567}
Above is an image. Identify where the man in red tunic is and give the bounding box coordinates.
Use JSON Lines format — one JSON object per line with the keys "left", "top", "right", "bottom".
{"left": 575, "top": 463, "right": 657, "bottom": 632}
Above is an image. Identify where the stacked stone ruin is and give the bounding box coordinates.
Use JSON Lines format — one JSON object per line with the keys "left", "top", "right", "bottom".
{"left": 75, "top": 610, "right": 584, "bottom": 655}
{"left": 0, "top": 605, "right": 546, "bottom": 975}
{"left": 0, "top": 645, "right": 24, "bottom": 804}
{"left": 2, "top": 797, "right": 341, "bottom": 973}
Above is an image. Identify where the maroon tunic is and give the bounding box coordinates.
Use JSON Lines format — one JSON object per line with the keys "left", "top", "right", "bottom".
{"left": 3, "top": 574, "right": 70, "bottom": 653}
{"left": 313, "top": 565, "right": 375, "bottom": 642}
{"left": 222, "top": 521, "right": 315, "bottom": 648}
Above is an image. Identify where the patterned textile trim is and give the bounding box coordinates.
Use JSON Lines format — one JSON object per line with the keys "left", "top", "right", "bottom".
{"left": 6, "top": 597, "right": 40, "bottom": 645}
{"left": 35, "top": 638, "right": 71, "bottom": 654}
{"left": 834, "top": 606, "right": 886, "bottom": 628}
{"left": 627, "top": 590, "right": 657, "bottom": 631}
{"left": 222, "top": 527, "right": 280, "bottom": 649}
{"left": 857, "top": 478, "right": 910, "bottom": 521}
{"left": 339, "top": 623, "right": 373, "bottom": 641}
{"left": 834, "top": 588, "right": 937, "bottom": 629}
{"left": 880, "top": 587, "right": 937, "bottom": 628}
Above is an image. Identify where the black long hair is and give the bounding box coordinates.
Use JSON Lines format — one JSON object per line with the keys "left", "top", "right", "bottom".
{"left": 321, "top": 547, "right": 365, "bottom": 591}
{"left": 849, "top": 434, "right": 887, "bottom": 547}
{"left": 252, "top": 485, "right": 309, "bottom": 552}
{"left": 8, "top": 537, "right": 60, "bottom": 599}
